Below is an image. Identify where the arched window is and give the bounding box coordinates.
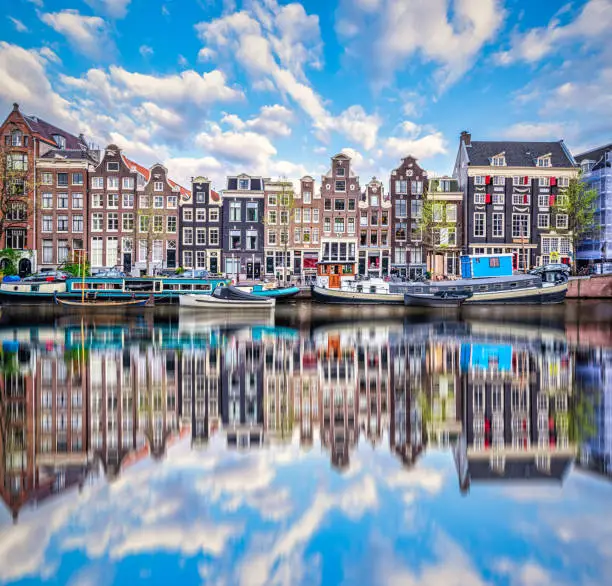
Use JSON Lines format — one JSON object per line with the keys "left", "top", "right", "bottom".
{"left": 11, "top": 130, "right": 22, "bottom": 147}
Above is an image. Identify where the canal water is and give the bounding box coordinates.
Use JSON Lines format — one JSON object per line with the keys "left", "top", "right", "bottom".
{"left": 0, "top": 301, "right": 611, "bottom": 585}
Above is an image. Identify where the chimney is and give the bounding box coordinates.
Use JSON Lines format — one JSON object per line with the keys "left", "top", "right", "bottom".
{"left": 12, "top": 103, "right": 19, "bottom": 112}
{"left": 460, "top": 131, "right": 471, "bottom": 146}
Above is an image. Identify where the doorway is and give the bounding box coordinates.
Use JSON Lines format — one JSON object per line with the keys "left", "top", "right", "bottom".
{"left": 123, "top": 253, "right": 132, "bottom": 273}
{"left": 18, "top": 258, "right": 31, "bottom": 277}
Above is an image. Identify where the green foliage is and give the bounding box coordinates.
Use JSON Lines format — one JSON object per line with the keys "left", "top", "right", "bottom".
{"left": 62, "top": 258, "right": 91, "bottom": 277}
{"left": 0, "top": 248, "right": 22, "bottom": 276}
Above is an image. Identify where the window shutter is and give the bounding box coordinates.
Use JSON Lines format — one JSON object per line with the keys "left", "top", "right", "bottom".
{"left": 524, "top": 176, "right": 529, "bottom": 185}
{"left": 485, "top": 175, "right": 491, "bottom": 185}
{"left": 485, "top": 194, "right": 491, "bottom": 204}
{"left": 549, "top": 195, "right": 555, "bottom": 207}
{"left": 550, "top": 177, "right": 557, "bottom": 186}
{"left": 523, "top": 194, "right": 528, "bottom": 204}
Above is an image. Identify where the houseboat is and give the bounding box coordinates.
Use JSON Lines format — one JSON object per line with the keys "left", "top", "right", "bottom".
{"left": 312, "top": 253, "right": 568, "bottom": 305}
{"left": 0, "top": 275, "right": 230, "bottom": 304}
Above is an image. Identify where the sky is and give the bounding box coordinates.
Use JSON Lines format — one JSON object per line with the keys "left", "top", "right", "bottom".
{"left": 1, "top": 0, "right": 611, "bottom": 190}
{"left": 2, "top": 437, "right": 612, "bottom": 586}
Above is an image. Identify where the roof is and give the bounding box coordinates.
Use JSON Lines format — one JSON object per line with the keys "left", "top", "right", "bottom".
{"left": 22, "top": 113, "right": 85, "bottom": 149}
{"left": 465, "top": 140, "right": 575, "bottom": 168}
{"left": 40, "top": 148, "right": 99, "bottom": 163}
{"left": 122, "top": 154, "right": 191, "bottom": 198}
{"left": 575, "top": 143, "right": 612, "bottom": 172}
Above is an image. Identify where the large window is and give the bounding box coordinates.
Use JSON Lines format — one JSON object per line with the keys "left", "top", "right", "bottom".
{"left": 512, "top": 214, "right": 530, "bottom": 238}
{"left": 42, "top": 193, "right": 53, "bottom": 209}
{"left": 123, "top": 213, "right": 134, "bottom": 231}
{"left": 153, "top": 216, "right": 163, "bottom": 233}
{"left": 473, "top": 213, "right": 486, "bottom": 237}
{"left": 395, "top": 199, "right": 407, "bottom": 218}
{"left": 246, "top": 202, "right": 258, "bottom": 222}
{"left": 57, "top": 215, "right": 69, "bottom": 232}
{"left": 324, "top": 217, "right": 331, "bottom": 233}
{"left": 73, "top": 215, "right": 83, "bottom": 233}
{"left": 92, "top": 213, "right": 103, "bottom": 232}
{"left": 92, "top": 177, "right": 104, "bottom": 189}
{"left": 395, "top": 222, "right": 407, "bottom": 241}
{"left": 537, "top": 214, "right": 550, "bottom": 229}
{"left": 123, "top": 193, "right": 134, "bottom": 208}
{"left": 347, "top": 217, "right": 355, "bottom": 234}
{"left": 492, "top": 213, "right": 504, "bottom": 237}
{"left": 556, "top": 214, "right": 569, "bottom": 229}
{"left": 107, "top": 176, "right": 119, "bottom": 189}
{"left": 209, "top": 228, "right": 219, "bottom": 246}
{"left": 183, "top": 227, "right": 193, "bottom": 245}
{"left": 303, "top": 191, "right": 311, "bottom": 203}
{"left": 229, "top": 230, "right": 241, "bottom": 249}
{"left": 335, "top": 180, "right": 346, "bottom": 192}
{"left": 209, "top": 209, "right": 219, "bottom": 222}
{"left": 334, "top": 218, "right": 345, "bottom": 233}
{"left": 167, "top": 216, "right": 177, "bottom": 233}
{"left": 334, "top": 199, "right": 345, "bottom": 211}
{"left": 122, "top": 176, "right": 134, "bottom": 190}
{"left": 7, "top": 153, "right": 27, "bottom": 171}
{"left": 72, "top": 192, "right": 83, "bottom": 209}
{"left": 107, "top": 212, "right": 119, "bottom": 231}
{"left": 229, "top": 201, "right": 241, "bottom": 222}
{"left": 196, "top": 228, "right": 206, "bottom": 245}
{"left": 395, "top": 180, "right": 407, "bottom": 194}
{"left": 139, "top": 215, "right": 149, "bottom": 232}
{"left": 7, "top": 228, "right": 26, "bottom": 249}
{"left": 42, "top": 215, "right": 53, "bottom": 232}
{"left": 42, "top": 240, "right": 53, "bottom": 263}
{"left": 57, "top": 240, "right": 69, "bottom": 263}
{"left": 246, "top": 230, "right": 258, "bottom": 250}
{"left": 410, "top": 200, "right": 423, "bottom": 219}
{"left": 91, "top": 237, "right": 103, "bottom": 266}
{"left": 411, "top": 181, "right": 423, "bottom": 195}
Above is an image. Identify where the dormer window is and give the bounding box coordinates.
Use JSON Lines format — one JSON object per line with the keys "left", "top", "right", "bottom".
{"left": 440, "top": 179, "right": 451, "bottom": 192}
{"left": 53, "top": 134, "right": 66, "bottom": 149}
{"left": 581, "top": 160, "right": 594, "bottom": 173}
{"left": 537, "top": 155, "right": 552, "bottom": 168}
{"left": 11, "top": 130, "right": 22, "bottom": 147}
{"left": 154, "top": 181, "right": 164, "bottom": 192}
{"left": 238, "top": 178, "right": 250, "bottom": 190}
{"left": 491, "top": 154, "right": 506, "bottom": 167}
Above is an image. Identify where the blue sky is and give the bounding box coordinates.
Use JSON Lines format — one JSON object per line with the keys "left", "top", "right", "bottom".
{"left": 1, "top": 0, "right": 611, "bottom": 189}
{"left": 2, "top": 438, "right": 612, "bottom": 586}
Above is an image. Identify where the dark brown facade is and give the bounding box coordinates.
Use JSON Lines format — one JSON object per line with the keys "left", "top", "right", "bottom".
{"left": 359, "top": 178, "right": 391, "bottom": 276}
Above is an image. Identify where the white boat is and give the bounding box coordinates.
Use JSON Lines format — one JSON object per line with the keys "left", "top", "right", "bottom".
{"left": 179, "top": 286, "right": 275, "bottom": 309}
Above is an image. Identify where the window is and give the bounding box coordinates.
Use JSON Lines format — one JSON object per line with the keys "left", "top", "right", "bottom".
{"left": 446, "top": 204, "right": 457, "bottom": 223}
{"left": 196, "top": 209, "right": 206, "bottom": 222}
{"left": 558, "top": 177, "right": 570, "bottom": 188}
{"left": 246, "top": 202, "right": 258, "bottom": 222}
{"left": 537, "top": 156, "right": 551, "bottom": 168}
{"left": 395, "top": 222, "right": 407, "bottom": 241}
{"left": 41, "top": 173, "right": 53, "bottom": 185}
{"left": 229, "top": 201, "right": 241, "bottom": 222}
{"left": 195, "top": 191, "right": 205, "bottom": 204}
{"left": 167, "top": 216, "right": 177, "bottom": 233}
{"left": 10, "top": 129, "right": 23, "bottom": 146}
{"left": 122, "top": 177, "right": 134, "bottom": 190}
{"left": 154, "top": 181, "right": 164, "bottom": 192}
{"left": 394, "top": 199, "right": 407, "bottom": 218}
{"left": 493, "top": 176, "right": 505, "bottom": 186}
{"left": 474, "top": 192, "right": 486, "bottom": 204}
{"left": 491, "top": 213, "right": 504, "bottom": 237}
{"left": 360, "top": 212, "right": 368, "bottom": 227}
{"left": 54, "top": 193, "right": 67, "bottom": 209}
{"left": 324, "top": 217, "right": 331, "bottom": 233}
{"left": 268, "top": 230, "right": 277, "bottom": 245}
{"left": 313, "top": 228, "right": 319, "bottom": 243}
{"left": 347, "top": 217, "right": 355, "bottom": 234}
{"left": 139, "top": 195, "right": 151, "bottom": 208}
{"left": 294, "top": 228, "right": 301, "bottom": 243}
{"left": 294, "top": 209, "right": 301, "bottom": 223}
{"left": 369, "top": 194, "right": 378, "bottom": 206}
{"left": 123, "top": 213, "right": 134, "bottom": 231}
{"left": 411, "top": 181, "right": 423, "bottom": 195}
{"left": 303, "top": 209, "right": 311, "bottom": 223}
{"left": 268, "top": 210, "right": 277, "bottom": 224}
{"left": 474, "top": 176, "right": 485, "bottom": 185}
{"left": 395, "top": 180, "right": 407, "bottom": 194}
{"left": 42, "top": 240, "right": 53, "bottom": 263}
{"left": 489, "top": 193, "right": 504, "bottom": 205}
{"left": 122, "top": 193, "right": 134, "bottom": 208}
{"left": 183, "top": 250, "right": 193, "bottom": 268}
{"left": 539, "top": 177, "right": 550, "bottom": 187}
{"left": 268, "top": 194, "right": 277, "bottom": 207}
{"left": 474, "top": 213, "right": 486, "bottom": 237}
{"left": 57, "top": 240, "right": 69, "bottom": 263}
{"left": 91, "top": 237, "right": 103, "bottom": 266}
{"left": 151, "top": 215, "right": 162, "bottom": 233}
{"left": 512, "top": 193, "right": 530, "bottom": 205}
{"left": 538, "top": 214, "right": 550, "bottom": 229}
{"left": 336, "top": 166, "right": 346, "bottom": 177}
{"left": 556, "top": 214, "right": 569, "bottom": 229}
{"left": 184, "top": 227, "right": 194, "bottom": 245}
{"left": 7, "top": 153, "right": 27, "bottom": 171}
{"left": 194, "top": 250, "right": 205, "bottom": 268}
{"left": 92, "top": 177, "right": 104, "bottom": 189}
{"left": 334, "top": 199, "right": 345, "bottom": 211}
{"left": 371, "top": 211, "right": 379, "bottom": 226}
{"left": 411, "top": 200, "right": 423, "bottom": 219}
{"left": 107, "top": 212, "right": 119, "bottom": 231}
{"left": 107, "top": 176, "right": 119, "bottom": 189}
{"left": 42, "top": 215, "right": 53, "bottom": 232}
{"left": 42, "top": 193, "right": 53, "bottom": 209}
{"left": 165, "top": 195, "right": 176, "bottom": 209}
{"left": 335, "top": 180, "right": 346, "bottom": 192}
{"left": 106, "top": 193, "right": 118, "bottom": 208}
{"left": 72, "top": 215, "right": 83, "bottom": 233}
{"left": 512, "top": 214, "right": 530, "bottom": 238}
{"left": 107, "top": 161, "right": 120, "bottom": 172}
{"left": 139, "top": 215, "right": 149, "bottom": 232}
{"left": 538, "top": 194, "right": 550, "bottom": 208}
{"left": 154, "top": 195, "right": 163, "bottom": 208}
{"left": 280, "top": 210, "right": 289, "bottom": 225}
{"left": 6, "top": 229, "right": 25, "bottom": 249}
{"left": 557, "top": 193, "right": 568, "bottom": 208}
{"left": 196, "top": 228, "right": 206, "bottom": 245}
{"left": 69, "top": 192, "right": 83, "bottom": 210}
{"left": 92, "top": 213, "right": 103, "bottom": 232}
{"left": 238, "top": 178, "right": 250, "bottom": 190}
{"left": 311, "top": 209, "right": 319, "bottom": 224}
{"left": 346, "top": 198, "right": 355, "bottom": 211}
{"left": 229, "top": 230, "right": 240, "bottom": 249}
{"left": 491, "top": 155, "right": 506, "bottom": 166}
{"left": 209, "top": 208, "right": 219, "bottom": 222}
{"left": 433, "top": 204, "right": 443, "bottom": 222}
{"left": 324, "top": 198, "right": 332, "bottom": 211}
{"left": 209, "top": 227, "right": 219, "bottom": 245}
{"left": 334, "top": 218, "right": 345, "bottom": 233}
{"left": 303, "top": 191, "right": 311, "bottom": 203}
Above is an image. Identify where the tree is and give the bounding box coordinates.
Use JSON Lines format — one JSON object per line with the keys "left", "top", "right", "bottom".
{"left": 416, "top": 197, "right": 454, "bottom": 277}
{"left": 553, "top": 176, "right": 598, "bottom": 273}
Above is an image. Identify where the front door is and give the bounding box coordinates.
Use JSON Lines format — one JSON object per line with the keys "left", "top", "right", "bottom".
{"left": 18, "top": 258, "right": 31, "bottom": 277}
{"left": 246, "top": 262, "right": 254, "bottom": 279}
{"left": 167, "top": 249, "right": 176, "bottom": 269}
{"left": 123, "top": 253, "right": 132, "bottom": 273}
{"left": 254, "top": 262, "right": 261, "bottom": 279}
{"left": 210, "top": 257, "right": 218, "bottom": 273}
{"left": 329, "top": 274, "right": 341, "bottom": 289}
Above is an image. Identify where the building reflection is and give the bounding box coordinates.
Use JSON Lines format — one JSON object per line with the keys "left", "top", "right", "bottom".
{"left": 1, "top": 317, "right": 602, "bottom": 520}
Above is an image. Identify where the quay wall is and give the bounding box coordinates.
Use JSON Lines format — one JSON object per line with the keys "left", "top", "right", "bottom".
{"left": 567, "top": 275, "right": 612, "bottom": 298}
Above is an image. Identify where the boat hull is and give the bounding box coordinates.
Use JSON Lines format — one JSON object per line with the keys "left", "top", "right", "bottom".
{"left": 236, "top": 286, "right": 300, "bottom": 300}
{"left": 404, "top": 294, "right": 467, "bottom": 308}
{"left": 179, "top": 294, "right": 275, "bottom": 309}
{"left": 311, "top": 285, "right": 404, "bottom": 304}
{"left": 55, "top": 297, "right": 149, "bottom": 308}
{"left": 462, "top": 282, "right": 568, "bottom": 304}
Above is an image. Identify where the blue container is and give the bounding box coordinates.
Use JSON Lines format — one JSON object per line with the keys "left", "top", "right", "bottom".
{"left": 460, "top": 254, "right": 514, "bottom": 279}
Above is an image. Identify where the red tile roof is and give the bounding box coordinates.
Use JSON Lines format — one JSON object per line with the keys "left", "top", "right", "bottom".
{"left": 122, "top": 155, "right": 191, "bottom": 198}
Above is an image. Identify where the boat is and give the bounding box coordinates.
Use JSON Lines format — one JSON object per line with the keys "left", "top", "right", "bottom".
{"left": 54, "top": 296, "right": 150, "bottom": 308}
{"left": 179, "top": 286, "right": 276, "bottom": 309}
{"left": 404, "top": 290, "right": 473, "bottom": 308}
{"left": 0, "top": 275, "right": 230, "bottom": 304}
{"left": 236, "top": 283, "right": 300, "bottom": 300}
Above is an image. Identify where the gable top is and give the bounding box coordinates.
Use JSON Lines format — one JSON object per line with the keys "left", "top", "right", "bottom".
{"left": 332, "top": 153, "right": 350, "bottom": 161}
{"left": 193, "top": 176, "right": 210, "bottom": 184}
{"left": 466, "top": 140, "right": 575, "bottom": 168}
{"left": 122, "top": 154, "right": 191, "bottom": 198}
{"left": 575, "top": 143, "right": 612, "bottom": 172}
{"left": 226, "top": 175, "right": 264, "bottom": 191}
{"left": 21, "top": 113, "right": 85, "bottom": 150}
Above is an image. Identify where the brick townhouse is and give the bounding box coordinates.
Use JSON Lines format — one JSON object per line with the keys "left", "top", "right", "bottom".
{"left": 359, "top": 177, "right": 391, "bottom": 277}
{"left": 291, "top": 175, "right": 322, "bottom": 283}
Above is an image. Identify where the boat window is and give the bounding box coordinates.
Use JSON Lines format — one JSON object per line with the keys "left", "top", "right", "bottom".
{"left": 510, "top": 282, "right": 517, "bottom": 288}
{"left": 357, "top": 285, "right": 363, "bottom": 292}
{"left": 194, "top": 284, "right": 211, "bottom": 291}
{"left": 180, "top": 284, "right": 193, "bottom": 291}
{"left": 370, "top": 286, "right": 376, "bottom": 294}
{"left": 166, "top": 284, "right": 179, "bottom": 291}
{"left": 448, "top": 287, "right": 456, "bottom": 291}
{"left": 125, "top": 280, "right": 154, "bottom": 292}
{"left": 155, "top": 281, "right": 162, "bottom": 292}
{"left": 479, "top": 285, "right": 487, "bottom": 291}
{"left": 414, "top": 287, "right": 423, "bottom": 294}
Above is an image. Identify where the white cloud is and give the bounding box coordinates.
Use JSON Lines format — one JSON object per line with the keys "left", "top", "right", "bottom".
{"left": 328, "top": 105, "right": 381, "bottom": 151}
{"left": 139, "top": 45, "right": 154, "bottom": 58}
{"left": 336, "top": 0, "right": 505, "bottom": 90}
{"left": 195, "top": 126, "right": 277, "bottom": 167}
{"left": 221, "top": 104, "right": 293, "bottom": 137}
{"left": 26, "top": 0, "right": 44, "bottom": 6}
{"left": 197, "top": 47, "right": 216, "bottom": 62}
{"left": 495, "top": 0, "right": 612, "bottom": 65}
{"left": 8, "top": 17, "right": 28, "bottom": 33}
{"left": 493, "top": 558, "right": 556, "bottom": 586}
{"left": 84, "top": 0, "right": 132, "bottom": 19}
{"left": 41, "top": 10, "right": 114, "bottom": 60}
{"left": 178, "top": 54, "right": 188, "bottom": 67}
{"left": 385, "top": 468, "right": 446, "bottom": 495}
{"left": 384, "top": 128, "right": 448, "bottom": 161}
{"left": 38, "top": 47, "right": 61, "bottom": 64}
{"left": 503, "top": 122, "right": 568, "bottom": 141}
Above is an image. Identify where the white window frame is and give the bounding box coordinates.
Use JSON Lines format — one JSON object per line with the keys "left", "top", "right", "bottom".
{"left": 473, "top": 212, "right": 486, "bottom": 238}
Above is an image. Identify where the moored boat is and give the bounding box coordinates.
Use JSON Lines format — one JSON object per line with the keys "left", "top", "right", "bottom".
{"left": 404, "top": 290, "right": 472, "bottom": 308}
{"left": 179, "top": 286, "right": 275, "bottom": 309}
{"left": 54, "top": 296, "right": 151, "bottom": 308}
{"left": 235, "top": 283, "right": 300, "bottom": 300}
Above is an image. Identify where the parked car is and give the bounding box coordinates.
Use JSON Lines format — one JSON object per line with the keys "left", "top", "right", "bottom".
{"left": 157, "top": 269, "right": 180, "bottom": 277}
{"left": 180, "top": 269, "right": 210, "bottom": 279}
{"left": 529, "top": 263, "right": 570, "bottom": 276}
{"left": 22, "top": 270, "right": 71, "bottom": 282}
{"left": 94, "top": 269, "right": 127, "bottom": 278}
